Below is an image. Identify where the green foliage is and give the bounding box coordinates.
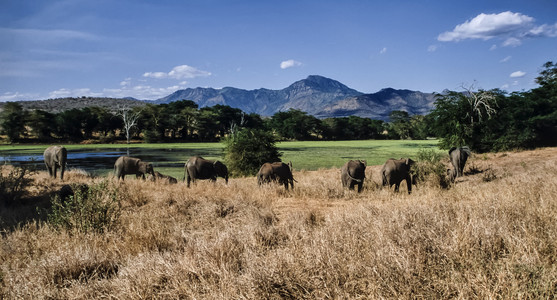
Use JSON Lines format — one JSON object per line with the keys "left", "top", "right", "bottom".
{"left": 0, "top": 166, "right": 32, "bottom": 206}
{"left": 47, "top": 180, "right": 121, "bottom": 233}
{"left": 322, "top": 116, "right": 385, "bottom": 140}
{"left": 0, "top": 102, "right": 27, "bottom": 142}
{"left": 223, "top": 128, "right": 282, "bottom": 177}
{"left": 429, "top": 62, "right": 557, "bottom": 152}
{"left": 412, "top": 148, "right": 451, "bottom": 189}
{"left": 268, "top": 109, "right": 323, "bottom": 140}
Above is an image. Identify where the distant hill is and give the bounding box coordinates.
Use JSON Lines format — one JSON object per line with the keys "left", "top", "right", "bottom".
{"left": 316, "top": 88, "right": 436, "bottom": 120}
{"left": 156, "top": 75, "right": 435, "bottom": 120}
{"left": 0, "top": 97, "right": 147, "bottom": 113}
{"left": 3, "top": 76, "right": 436, "bottom": 120}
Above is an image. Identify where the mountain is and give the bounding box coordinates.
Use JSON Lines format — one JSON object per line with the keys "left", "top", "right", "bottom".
{"left": 316, "top": 88, "right": 436, "bottom": 120}
{"left": 156, "top": 75, "right": 434, "bottom": 120}
{"left": 156, "top": 75, "right": 363, "bottom": 116}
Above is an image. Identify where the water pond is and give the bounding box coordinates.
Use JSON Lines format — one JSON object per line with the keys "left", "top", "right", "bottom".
{"left": 0, "top": 146, "right": 224, "bottom": 178}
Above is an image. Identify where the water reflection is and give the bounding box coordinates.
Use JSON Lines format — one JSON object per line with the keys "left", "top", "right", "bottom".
{"left": 0, "top": 147, "right": 223, "bottom": 176}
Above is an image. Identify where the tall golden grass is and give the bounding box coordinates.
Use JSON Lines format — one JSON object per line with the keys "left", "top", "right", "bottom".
{"left": 1, "top": 148, "right": 556, "bottom": 298}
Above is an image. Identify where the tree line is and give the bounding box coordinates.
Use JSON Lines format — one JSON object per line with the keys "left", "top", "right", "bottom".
{"left": 0, "top": 100, "right": 425, "bottom": 143}
{"left": 1, "top": 62, "right": 556, "bottom": 152}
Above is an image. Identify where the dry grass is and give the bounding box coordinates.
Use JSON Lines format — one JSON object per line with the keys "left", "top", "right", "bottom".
{"left": 1, "top": 148, "right": 557, "bottom": 298}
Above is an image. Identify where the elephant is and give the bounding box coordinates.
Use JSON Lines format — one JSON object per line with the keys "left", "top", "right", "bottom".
{"left": 257, "top": 162, "right": 295, "bottom": 190}
{"left": 149, "top": 171, "right": 178, "bottom": 184}
{"left": 381, "top": 158, "right": 416, "bottom": 194}
{"left": 340, "top": 160, "right": 367, "bottom": 192}
{"left": 114, "top": 156, "right": 155, "bottom": 180}
{"left": 449, "top": 146, "right": 471, "bottom": 177}
{"left": 44, "top": 146, "right": 67, "bottom": 180}
{"left": 184, "top": 156, "right": 228, "bottom": 188}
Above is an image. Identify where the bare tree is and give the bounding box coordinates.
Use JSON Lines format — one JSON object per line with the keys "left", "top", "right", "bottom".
{"left": 115, "top": 106, "right": 141, "bottom": 144}
{"left": 461, "top": 82, "right": 498, "bottom": 126}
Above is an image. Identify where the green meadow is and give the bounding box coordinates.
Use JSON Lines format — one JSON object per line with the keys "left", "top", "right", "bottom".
{"left": 0, "top": 140, "right": 441, "bottom": 178}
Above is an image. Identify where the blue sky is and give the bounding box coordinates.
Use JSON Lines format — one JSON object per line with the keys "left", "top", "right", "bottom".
{"left": 1, "top": 0, "right": 556, "bottom": 101}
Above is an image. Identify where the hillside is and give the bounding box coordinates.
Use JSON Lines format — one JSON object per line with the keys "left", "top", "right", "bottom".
{"left": 0, "top": 97, "right": 147, "bottom": 113}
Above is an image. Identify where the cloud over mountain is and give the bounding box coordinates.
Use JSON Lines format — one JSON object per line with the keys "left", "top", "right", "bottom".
{"left": 143, "top": 65, "right": 211, "bottom": 79}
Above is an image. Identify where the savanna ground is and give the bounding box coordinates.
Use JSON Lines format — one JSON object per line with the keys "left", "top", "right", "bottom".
{"left": 1, "top": 146, "right": 556, "bottom": 299}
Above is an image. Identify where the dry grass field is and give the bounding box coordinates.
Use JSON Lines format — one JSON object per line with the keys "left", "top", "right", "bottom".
{"left": 1, "top": 148, "right": 556, "bottom": 298}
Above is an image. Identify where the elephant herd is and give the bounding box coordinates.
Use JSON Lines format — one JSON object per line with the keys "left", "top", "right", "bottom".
{"left": 42, "top": 146, "right": 471, "bottom": 193}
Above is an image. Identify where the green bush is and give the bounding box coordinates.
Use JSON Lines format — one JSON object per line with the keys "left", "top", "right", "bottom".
{"left": 47, "top": 180, "right": 121, "bottom": 233}
{"left": 223, "top": 128, "right": 282, "bottom": 177}
{"left": 412, "top": 148, "right": 451, "bottom": 189}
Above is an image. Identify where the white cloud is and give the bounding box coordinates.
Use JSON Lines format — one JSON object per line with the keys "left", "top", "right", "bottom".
{"left": 500, "top": 56, "right": 512, "bottom": 63}
{"left": 438, "top": 11, "right": 534, "bottom": 42}
{"left": 427, "top": 45, "right": 438, "bottom": 52}
{"left": 438, "top": 11, "right": 557, "bottom": 46}
{"left": 489, "top": 44, "right": 498, "bottom": 51}
{"left": 280, "top": 59, "right": 302, "bottom": 69}
{"left": 503, "top": 37, "right": 522, "bottom": 47}
{"left": 510, "top": 71, "right": 526, "bottom": 78}
{"left": 380, "top": 47, "right": 388, "bottom": 54}
{"left": 0, "top": 92, "right": 40, "bottom": 101}
{"left": 143, "top": 64, "right": 211, "bottom": 79}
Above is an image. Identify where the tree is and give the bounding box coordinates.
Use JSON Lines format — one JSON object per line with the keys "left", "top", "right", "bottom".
{"left": 0, "top": 102, "right": 27, "bottom": 142}
{"left": 55, "top": 109, "right": 84, "bottom": 140}
{"left": 389, "top": 110, "right": 411, "bottom": 139}
{"left": 116, "top": 106, "right": 141, "bottom": 144}
{"left": 27, "top": 110, "right": 55, "bottom": 140}
{"left": 428, "top": 86, "right": 499, "bottom": 150}
{"left": 268, "top": 109, "right": 321, "bottom": 140}
{"left": 223, "top": 128, "right": 282, "bottom": 176}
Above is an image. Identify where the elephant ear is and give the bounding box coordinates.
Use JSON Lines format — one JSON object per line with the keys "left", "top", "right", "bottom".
{"left": 449, "top": 147, "right": 457, "bottom": 155}
{"left": 405, "top": 158, "right": 415, "bottom": 166}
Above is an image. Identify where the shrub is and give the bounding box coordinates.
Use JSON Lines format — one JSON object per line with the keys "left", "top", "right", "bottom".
{"left": 223, "top": 128, "right": 282, "bottom": 177}
{"left": 47, "top": 180, "right": 121, "bottom": 233}
{"left": 0, "top": 166, "right": 32, "bottom": 207}
{"left": 413, "top": 148, "right": 452, "bottom": 188}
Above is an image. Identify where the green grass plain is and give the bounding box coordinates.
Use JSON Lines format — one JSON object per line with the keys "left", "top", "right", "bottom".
{"left": 0, "top": 140, "right": 441, "bottom": 178}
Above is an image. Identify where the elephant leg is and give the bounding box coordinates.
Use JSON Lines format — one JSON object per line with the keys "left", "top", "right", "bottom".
{"left": 53, "top": 165, "right": 58, "bottom": 179}
{"left": 46, "top": 163, "right": 53, "bottom": 177}
{"left": 348, "top": 181, "right": 355, "bottom": 190}
{"left": 60, "top": 165, "right": 65, "bottom": 181}
{"left": 394, "top": 183, "right": 400, "bottom": 192}
{"left": 406, "top": 177, "right": 412, "bottom": 194}
{"left": 357, "top": 182, "right": 363, "bottom": 193}
{"left": 187, "top": 173, "right": 192, "bottom": 188}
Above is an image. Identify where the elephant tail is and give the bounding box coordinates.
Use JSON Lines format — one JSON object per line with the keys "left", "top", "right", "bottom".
{"left": 346, "top": 172, "right": 363, "bottom": 183}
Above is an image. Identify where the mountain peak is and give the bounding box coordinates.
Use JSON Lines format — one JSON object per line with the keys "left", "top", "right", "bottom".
{"left": 288, "top": 75, "right": 360, "bottom": 94}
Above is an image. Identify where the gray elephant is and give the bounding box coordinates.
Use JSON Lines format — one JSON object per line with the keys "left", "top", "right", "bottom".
{"left": 449, "top": 146, "right": 471, "bottom": 177}
{"left": 257, "top": 162, "right": 295, "bottom": 190}
{"left": 341, "top": 160, "right": 367, "bottom": 192}
{"left": 184, "top": 156, "right": 229, "bottom": 188}
{"left": 381, "top": 158, "right": 416, "bottom": 194}
{"left": 44, "top": 146, "right": 68, "bottom": 180}
{"left": 149, "top": 171, "right": 178, "bottom": 184}
{"left": 114, "top": 156, "right": 155, "bottom": 180}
